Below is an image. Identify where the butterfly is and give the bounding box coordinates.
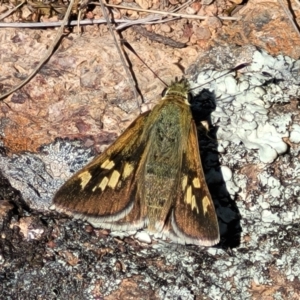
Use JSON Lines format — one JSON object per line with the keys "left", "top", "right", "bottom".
{"left": 52, "top": 78, "right": 219, "bottom": 246}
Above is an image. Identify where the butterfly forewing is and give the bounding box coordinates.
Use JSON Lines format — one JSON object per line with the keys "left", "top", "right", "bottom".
{"left": 53, "top": 111, "right": 151, "bottom": 229}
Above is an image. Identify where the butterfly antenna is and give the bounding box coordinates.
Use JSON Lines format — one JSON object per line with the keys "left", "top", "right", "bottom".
{"left": 189, "top": 63, "right": 249, "bottom": 92}
{"left": 122, "top": 40, "right": 168, "bottom": 87}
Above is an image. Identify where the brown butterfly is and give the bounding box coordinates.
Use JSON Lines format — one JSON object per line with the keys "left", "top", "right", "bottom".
{"left": 52, "top": 78, "right": 219, "bottom": 246}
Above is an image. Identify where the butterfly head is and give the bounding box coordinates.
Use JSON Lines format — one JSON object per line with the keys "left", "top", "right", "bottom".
{"left": 162, "top": 78, "right": 191, "bottom": 105}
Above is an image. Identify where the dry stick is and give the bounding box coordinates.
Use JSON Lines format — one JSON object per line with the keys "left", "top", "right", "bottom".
{"left": 0, "top": 1, "right": 26, "bottom": 21}
{"left": 104, "top": 3, "right": 241, "bottom": 21}
{"left": 115, "top": 15, "right": 178, "bottom": 30}
{"left": 0, "top": 16, "right": 168, "bottom": 28}
{"left": 98, "top": 0, "right": 139, "bottom": 103}
{"left": 0, "top": 0, "right": 75, "bottom": 102}
{"left": 131, "top": 25, "right": 186, "bottom": 48}
{"left": 278, "top": 0, "right": 300, "bottom": 38}
{"left": 169, "top": 0, "right": 194, "bottom": 13}
{"left": 0, "top": 4, "right": 241, "bottom": 29}
{"left": 110, "top": 0, "right": 195, "bottom": 30}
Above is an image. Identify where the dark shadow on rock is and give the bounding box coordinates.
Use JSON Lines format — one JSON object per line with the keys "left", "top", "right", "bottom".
{"left": 191, "top": 88, "right": 242, "bottom": 249}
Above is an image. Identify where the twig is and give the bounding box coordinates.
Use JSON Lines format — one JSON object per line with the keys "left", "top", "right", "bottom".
{"left": 104, "top": 3, "right": 241, "bottom": 21}
{"left": 0, "top": 16, "right": 155, "bottom": 28}
{"left": 0, "top": 15, "right": 181, "bottom": 30}
{"left": 170, "top": 0, "right": 194, "bottom": 13}
{"left": 0, "top": 1, "right": 25, "bottom": 21}
{"left": 0, "top": 14, "right": 178, "bottom": 28}
{"left": 278, "top": 0, "right": 300, "bottom": 38}
{"left": 114, "top": 15, "right": 177, "bottom": 30}
{"left": 0, "top": 0, "right": 75, "bottom": 101}
{"left": 98, "top": 0, "right": 139, "bottom": 102}
{"left": 131, "top": 25, "right": 186, "bottom": 48}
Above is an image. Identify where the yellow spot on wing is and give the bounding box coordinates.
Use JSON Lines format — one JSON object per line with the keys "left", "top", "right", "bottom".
{"left": 182, "top": 175, "right": 188, "bottom": 191}
{"left": 186, "top": 185, "right": 192, "bottom": 204}
{"left": 191, "top": 195, "right": 199, "bottom": 213}
{"left": 101, "top": 159, "right": 115, "bottom": 170}
{"left": 185, "top": 185, "right": 199, "bottom": 213}
{"left": 202, "top": 195, "right": 211, "bottom": 215}
{"left": 122, "top": 162, "right": 134, "bottom": 179}
{"left": 99, "top": 176, "right": 109, "bottom": 191}
{"left": 192, "top": 177, "right": 201, "bottom": 188}
{"left": 78, "top": 171, "right": 92, "bottom": 190}
{"left": 108, "top": 170, "right": 121, "bottom": 188}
